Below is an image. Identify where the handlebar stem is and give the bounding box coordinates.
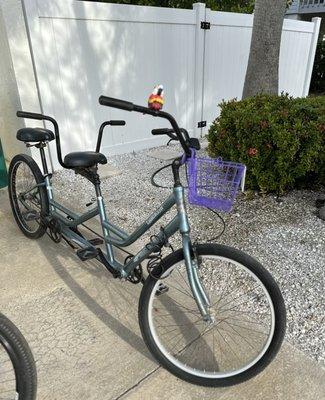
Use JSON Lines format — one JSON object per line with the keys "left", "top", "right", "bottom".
{"left": 159, "top": 111, "right": 191, "bottom": 157}
{"left": 96, "top": 121, "right": 110, "bottom": 153}
{"left": 132, "top": 105, "right": 191, "bottom": 156}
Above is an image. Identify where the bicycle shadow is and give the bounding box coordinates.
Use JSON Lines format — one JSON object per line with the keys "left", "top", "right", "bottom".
{"left": 37, "top": 235, "right": 153, "bottom": 361}
{"left": 37, "top": 233, "right": 218, "bottom": 369}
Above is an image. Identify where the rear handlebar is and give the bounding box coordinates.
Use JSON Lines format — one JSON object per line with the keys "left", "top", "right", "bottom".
{"left": 17, "top": 110, "right": 67, "bottom": 168}
{"left": 17, "top": 111, "right": 45, "bottom": 120}
{"left": 96, "top": 120, "right": 126, "bottom": 152}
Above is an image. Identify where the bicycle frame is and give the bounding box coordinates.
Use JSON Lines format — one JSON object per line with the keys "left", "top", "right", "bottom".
{"left": 17, "top": 97, "right": 211, "bottom": 319}
{"left": 38, "top": 166, "right": 210, "bottom": 319}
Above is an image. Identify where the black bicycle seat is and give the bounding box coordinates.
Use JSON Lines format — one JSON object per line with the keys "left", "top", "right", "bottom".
{"left": 64, "top": 151, "right": 107, "bottom": 168}
{"left": 17, "top": 127, "right": 55, "bottom": 143}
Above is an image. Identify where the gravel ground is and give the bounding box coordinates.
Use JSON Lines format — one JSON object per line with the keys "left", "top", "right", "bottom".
{"left": 52, "top": 144, "right": 325, "bottom": 365}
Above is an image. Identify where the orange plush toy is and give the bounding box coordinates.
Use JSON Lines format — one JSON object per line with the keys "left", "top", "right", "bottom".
{"left": 148, "top": 85, "right": 164, "bottom": 111}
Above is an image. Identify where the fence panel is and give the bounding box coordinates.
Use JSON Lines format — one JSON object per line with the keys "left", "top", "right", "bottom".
{"left": 23, "top": 0, "right": 198, "bottom": 169}
{"left": 21, "top": 1, "right": 321, "bottom": 169}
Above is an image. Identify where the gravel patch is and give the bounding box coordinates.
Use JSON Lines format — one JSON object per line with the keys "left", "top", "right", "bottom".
{"left": 52, "top": 144, "right": 325, "bottom": 365}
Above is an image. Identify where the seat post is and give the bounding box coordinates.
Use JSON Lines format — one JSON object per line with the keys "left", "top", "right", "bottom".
{"left": 38, "top": 142, "right": 49, "bottom": 175}
{"left": 93, "top": 172, "right": 115, "bottom": 264}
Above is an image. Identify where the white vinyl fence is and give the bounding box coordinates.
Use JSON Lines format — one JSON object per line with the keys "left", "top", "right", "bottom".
{"left": 0, "top": 1, "right": 321, "bottom": 169}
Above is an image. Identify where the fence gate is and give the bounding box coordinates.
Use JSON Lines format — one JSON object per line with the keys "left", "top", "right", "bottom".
{"left": 200, "top": 9, "right": 321, "bottom": 137}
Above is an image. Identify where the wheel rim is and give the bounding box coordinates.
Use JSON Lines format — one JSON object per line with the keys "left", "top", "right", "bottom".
{"left": 147, "top": 255, "right": 275, "bottom": 379}
{"left": 10, "top": 160, "right": 42, "bottom": 234}
{"left": 0, "top": 335, "right": 19, "bottom": 399}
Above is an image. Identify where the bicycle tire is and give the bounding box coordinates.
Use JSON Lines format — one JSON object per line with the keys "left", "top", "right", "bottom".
{"left": 0, "top": 313, "right": 37, "bottom": 400}
{"left": 139, "top": 243, "right": 286, "bottom": 387}
{"left": 8, "top": 154, "right": 49, "bottom": 239}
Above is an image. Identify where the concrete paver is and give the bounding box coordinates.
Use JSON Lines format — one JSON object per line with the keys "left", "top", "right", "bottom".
{"left": 124, "top": 343, "right": 325, "bottom": 400}
{"left": 97, "top": 163, "right": 121, "bottom": 179}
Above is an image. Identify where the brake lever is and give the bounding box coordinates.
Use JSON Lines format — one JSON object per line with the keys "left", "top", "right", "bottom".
{"left": 166, "top": 138, "right": 178, "bottom": 146}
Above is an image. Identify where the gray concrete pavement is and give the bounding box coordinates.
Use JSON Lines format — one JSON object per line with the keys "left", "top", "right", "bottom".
{"left": 0, "top": 188, "right": 324, "bottom": 400}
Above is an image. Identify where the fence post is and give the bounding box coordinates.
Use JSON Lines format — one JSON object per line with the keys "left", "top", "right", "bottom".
{"left": 193, "top": 3, "right": 206, "bottom": 138}
{"left": 302, "top": 17, "right": 321, "bottom": 97}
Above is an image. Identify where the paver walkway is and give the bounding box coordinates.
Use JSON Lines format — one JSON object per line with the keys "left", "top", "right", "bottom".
{"left": 0, "top": 189, "right": 324, "bottom": 399}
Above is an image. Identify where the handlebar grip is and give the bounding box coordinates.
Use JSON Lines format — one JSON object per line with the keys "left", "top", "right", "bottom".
{"left": 99, "top": 96, "right": 134, "bottom": 111}
{"left": 152, "top": 128, "right": 178, "bottom": 141}
{"left": 17, "top": 111, "right": 45, "bottom": 120}
{"left": 151, "top": 128, "right": 174, "bottom": 135}
{"left": 109, "top": 120, "right": 126, "bottom": 126}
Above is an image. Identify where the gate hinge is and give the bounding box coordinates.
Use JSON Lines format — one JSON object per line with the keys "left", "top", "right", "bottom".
{"left": 198, "top": 121, "right": 207, "bottom": 128}
{"left": 200, "top": 21, "right": 210, "bottom": 30}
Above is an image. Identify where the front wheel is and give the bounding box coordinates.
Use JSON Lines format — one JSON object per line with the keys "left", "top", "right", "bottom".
{"left": 139, "top": 244, "right": 286, "bottom": 387}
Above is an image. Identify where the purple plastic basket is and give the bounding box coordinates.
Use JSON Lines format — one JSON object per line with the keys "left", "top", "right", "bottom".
{"left": 187, "top": 151, "right": 245, "bottom": 212}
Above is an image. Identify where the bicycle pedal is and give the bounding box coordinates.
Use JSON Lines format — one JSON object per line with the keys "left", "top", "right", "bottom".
{"left": 22, "top": 210, "right": 40, "bottom": 221}
{"left": 155, "top": 283, "right": 169, "bottom": 296}
{"left": 76, "top": 247, "right": 99, "bottom": 261}
{"left": 88, "top": 238, "right": 104, "bottom": 246}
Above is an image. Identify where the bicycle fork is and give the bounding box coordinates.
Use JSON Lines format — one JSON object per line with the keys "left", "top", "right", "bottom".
{"left": 174, "top": 186, "right": 212, "bottom": 322}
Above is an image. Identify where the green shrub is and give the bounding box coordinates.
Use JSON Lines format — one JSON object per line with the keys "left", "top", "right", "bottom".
{"left": 100, "top": 1, "right": 255, "bottom": 13}
{"left": 208, "top": 94, "right": 325, "bottom": 194}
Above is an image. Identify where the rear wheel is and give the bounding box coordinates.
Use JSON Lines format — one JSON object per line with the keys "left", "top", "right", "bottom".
{"left": 8, "top": 154, "right": 48, "bottom": 239}
{"left": 0, "top": 313, "right": 37, "bottom": 400}
{"left": 139, "top": 244, "right": 286, "bottom": 387}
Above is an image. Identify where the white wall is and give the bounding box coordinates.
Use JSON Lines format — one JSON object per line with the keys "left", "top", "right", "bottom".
{"left": 0, "top": 0, "right": 52, "bottom": 167}
{"left": 0, "top": 1, "right": 25, "bottom": 160}
{"left": 0, "top": 1, "right": 321, "bottom": 169}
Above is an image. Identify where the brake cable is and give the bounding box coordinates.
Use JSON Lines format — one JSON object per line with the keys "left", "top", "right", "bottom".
{"left": 150, "top": 158, "right": 226, "bottom": 243}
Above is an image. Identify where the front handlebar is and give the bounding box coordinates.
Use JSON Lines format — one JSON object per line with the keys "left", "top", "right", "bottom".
{"left": 151, "top": 128, "right": 177, "bottom": 140}
{"left": 99, "top": 96, "right": 134, "bottom": 111}
{"left": 98, "top": 95, "right": 191, "bottom": 156}
{"left": 151, "top": 127, "right": 190, "bottom": 142}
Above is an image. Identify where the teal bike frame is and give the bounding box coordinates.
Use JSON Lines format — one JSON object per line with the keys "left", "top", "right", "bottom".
{"left": 43, "top": 171, "right": 210, "bottom": 318}
{"left": 17, "top": 96, "right": 211, "bottom": 319}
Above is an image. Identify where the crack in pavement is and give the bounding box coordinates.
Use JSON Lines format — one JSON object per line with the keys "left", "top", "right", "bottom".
{"left": 114, "top": 366, "right": 161, "bottom": 400}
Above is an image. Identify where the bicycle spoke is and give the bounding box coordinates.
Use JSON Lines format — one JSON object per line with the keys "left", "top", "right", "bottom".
{"left": 220, "top": 320, "right": 258, "bottom": 350}
{"left": 176, "top": 269, "right": 193, "bottom": 297}
{"left": 215, "top": 326, "right": 241, "bottom": 363}
{"left": 165, "top": 282, "right": 195, "bottom": 301}
{"left": 147, "top": 253, "right": 276, "bottom": 378}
